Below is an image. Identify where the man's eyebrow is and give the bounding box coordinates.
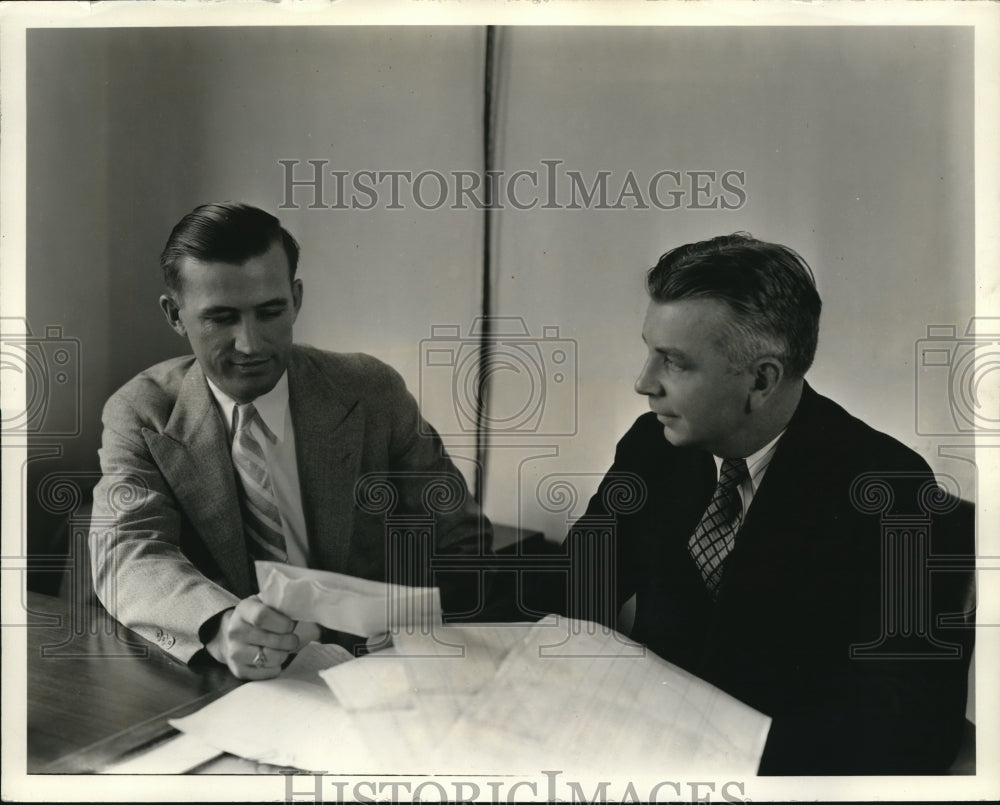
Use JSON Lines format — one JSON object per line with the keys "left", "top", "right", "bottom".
{"left": 654, "top": 346, "right": 690, "bottom": 361}
{"left": 198, "top": 298, "right": 288, "bottom": 316}
{"left": 199, "top": 305, "right": 238, "bottom": 316}
{"left": 641, "top": 334, "right": 683, "bottom": 354}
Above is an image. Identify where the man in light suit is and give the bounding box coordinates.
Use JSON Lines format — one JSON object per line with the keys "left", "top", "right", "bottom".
{"left": 90, "top": 202, "right": 489, "bottom": 679}
{"left": 557, "top": 234, "right": 974, "bottom": 774}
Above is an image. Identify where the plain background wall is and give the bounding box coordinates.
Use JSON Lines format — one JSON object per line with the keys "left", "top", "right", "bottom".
{"left": 25, "top": 27, "right": 487, "bottom": 584}
{"left": 484, "top": 26, "right": 975, "bottom": 540}
{"left": 25, "top": 26, "right": 973, "bottom": 577}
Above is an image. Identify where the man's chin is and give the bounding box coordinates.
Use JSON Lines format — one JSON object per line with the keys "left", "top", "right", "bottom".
{"left": 661, "top": 425, "right": 704, "bottom": 452}
{"left": 217, "top": 373, "right": 280, "bottom": 404}
{"left": 658, "top": 418, "right": 685, "bottom": 444}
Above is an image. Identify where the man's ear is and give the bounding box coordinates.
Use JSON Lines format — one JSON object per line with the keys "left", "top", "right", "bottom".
{"left": 746, "top": 357, "right": 784, "bottom": 411}
{"left": 291, "top": 278, "right": 303, "bottom": 319}
{"left": 159, "top": 294, "right": 187, "bottom": 337}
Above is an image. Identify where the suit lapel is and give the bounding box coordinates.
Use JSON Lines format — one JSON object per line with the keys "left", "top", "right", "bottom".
{"left": 143, "top": 361, "right": 252, "bottom": 597}
{"left": 632, "top": 442, "right": 715, "bottom": 597}
{"left": 734, "top": 383, "right": 818, "bottom": 549}
{"left": 713, "top": 383, "right": 822, "bottom": 617}
{"left": 658, "top": 447, "right": 717, "bottom": 549}
{"left": 630, "top": 440, "right": 717, "bottom": 655}
{"left": 288, "top": 350, "right": 364, "bottom": 574}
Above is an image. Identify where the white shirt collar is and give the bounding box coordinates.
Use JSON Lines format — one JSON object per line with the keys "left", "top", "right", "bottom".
{"left": 713, "top": 429, "right": 785, "bottom": 494}
{"left": 205, "top": 372, "right": 290, "bottom": 444}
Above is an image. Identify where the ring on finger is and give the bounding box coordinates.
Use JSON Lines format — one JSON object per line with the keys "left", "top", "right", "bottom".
{"left": 252, "top": 647, "right": 268, "bottom": 668}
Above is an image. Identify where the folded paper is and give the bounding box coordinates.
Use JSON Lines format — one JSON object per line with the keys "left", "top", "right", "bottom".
{"left": 255, "top": 560, "right": 442, "bottom": 637}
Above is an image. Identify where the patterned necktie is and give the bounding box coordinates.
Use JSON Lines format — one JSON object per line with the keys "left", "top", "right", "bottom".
{"left": 687, "top": 457, "right": 749, "bottom": 598}
{"left": 231, "top": 403, "right": 288, "bottom": 563}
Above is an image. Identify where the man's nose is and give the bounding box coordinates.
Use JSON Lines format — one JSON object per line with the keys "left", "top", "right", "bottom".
{"left": 634, "top": 357, "right": 660, "bottom": 397}
{"left": 233, "top": 319, "right": 262, "bottom": 354}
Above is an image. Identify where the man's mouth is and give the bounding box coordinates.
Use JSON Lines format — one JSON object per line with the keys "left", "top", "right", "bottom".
{"left": 231, "top": 358, "right": 270, "bottom": 369}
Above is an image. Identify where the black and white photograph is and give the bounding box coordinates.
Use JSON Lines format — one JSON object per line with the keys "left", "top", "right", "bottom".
{"left": 1, "top": 1, "right": 997, "bottom": 801}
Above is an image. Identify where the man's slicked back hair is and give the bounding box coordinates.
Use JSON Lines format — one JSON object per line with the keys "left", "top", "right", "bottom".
{"left": 160, "top": 202, "right": 300, "bottom": 295}
{"left": 646, "top": 233, "right": 822, "bottom": 378}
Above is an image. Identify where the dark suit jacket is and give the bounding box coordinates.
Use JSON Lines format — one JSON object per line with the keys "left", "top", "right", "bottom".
{"left": 564, "top": 384, "right": 973, "bottom": 775}
{"left": 90, "top": 346, "right": 490, "bottom": 662}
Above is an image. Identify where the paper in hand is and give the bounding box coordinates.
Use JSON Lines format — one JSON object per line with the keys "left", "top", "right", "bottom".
{"left": 283, "top": 641, "right": 354, "bottom": 685}
{"left": 319, "top": 625, "right": 530, "bottom": 711}
{"left": 255, "top": 561, "right": 442, "bottom": 637}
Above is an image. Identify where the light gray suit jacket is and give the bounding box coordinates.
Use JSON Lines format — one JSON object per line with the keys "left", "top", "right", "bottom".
{"left": 90, "top": 345, "right": 489, "bottom": 662}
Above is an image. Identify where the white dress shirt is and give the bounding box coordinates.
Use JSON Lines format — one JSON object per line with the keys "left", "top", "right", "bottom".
{"left": 712, "top": 430, "right": 785, "bottom": 523}
{"left": 207, "top": 373, "right": 311, "bottom": 568}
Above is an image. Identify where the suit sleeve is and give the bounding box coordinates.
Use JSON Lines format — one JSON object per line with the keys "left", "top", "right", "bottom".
{"left": 525, "top": 421, "right": 648, "bottom": 625}
{"left": 89, "top": 390, "right": 239, "bottom": 663}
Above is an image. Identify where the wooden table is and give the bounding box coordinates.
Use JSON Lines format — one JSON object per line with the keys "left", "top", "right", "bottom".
{"left": 24, "top": 525, "right": 550, "bottom": 773}
{"left": 25, "top": 591, "right": 241, "bottom": 773}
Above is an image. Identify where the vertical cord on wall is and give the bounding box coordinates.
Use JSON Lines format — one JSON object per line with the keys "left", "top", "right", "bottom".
{"left": 474, "top": 25, "right": 498, "bottom": 507}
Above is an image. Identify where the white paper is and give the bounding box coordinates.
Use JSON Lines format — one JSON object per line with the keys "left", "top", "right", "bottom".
{"left": 319, "top": 648, "right": 414, "bottom": 711}
{"left": 170, "top": 619, "right": 771, "bottom": 776}
{"left": 320, "top": 624, "right": 535, "bottom": 711}
{"left": 283, "top": 641, "right": 354, "bottom": 684}
{"left": 255, "top": 560, "right": 442, "bottom": 637}
{"left": 170, "top": 678, "right": 383, "bottom": 772}
{"left": 101, "top": 733, "right": 223, "bottom": 775}
{"left": 436, "top": 620, "right": 772, "bottom": 777}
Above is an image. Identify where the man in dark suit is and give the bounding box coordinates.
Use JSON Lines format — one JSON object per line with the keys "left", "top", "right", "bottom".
{"left": 90, "top": 202, "right": 490, "bottom": 679}
{"left": 564, "top": 234, "right": 973, "bottom": 774}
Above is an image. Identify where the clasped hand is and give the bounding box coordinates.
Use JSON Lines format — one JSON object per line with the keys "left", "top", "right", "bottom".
{"left": 205, "top": 595, "right": 321, "bottom": 679}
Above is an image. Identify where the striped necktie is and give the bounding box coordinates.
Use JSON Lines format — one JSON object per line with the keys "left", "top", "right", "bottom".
{"left": 687, "top": 457, "right": 748, "bottom": 598}
{"left": 231, "top": 402, "right": 288, "bottom": 563}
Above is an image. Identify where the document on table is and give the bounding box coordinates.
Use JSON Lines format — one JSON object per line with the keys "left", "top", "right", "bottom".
{"left": 172, "top": 676, "right": 383, "bottom": 772}
{"left": 255, "top": 561, "right": 442, "bottom": 637}
{"left": 435, "top": 622, "right": 771, "bottom": 776}
{"left": 169, "top": 641, "right": 380, "bottom": 771}
{"left": 107, "top": 643, "right": 353, "bottom": 774}
{"left": 101, "top": 733, "right": 224, "bottom": 775}
{"left": 283, "top": 641, "right": 354, "bottom": 683}
{"left": 170, "top": 619, "right": 772, "bottom": 776}
{"left": 320, "top": 623, "right": 536, "bottom": 711}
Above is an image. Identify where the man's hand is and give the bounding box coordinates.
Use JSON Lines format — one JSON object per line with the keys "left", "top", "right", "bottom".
{"left": 293, "top": 619, "right": 322, "bottom": 648}
{"left": 204, "top": 595, "right": 303, "bottom": 679}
